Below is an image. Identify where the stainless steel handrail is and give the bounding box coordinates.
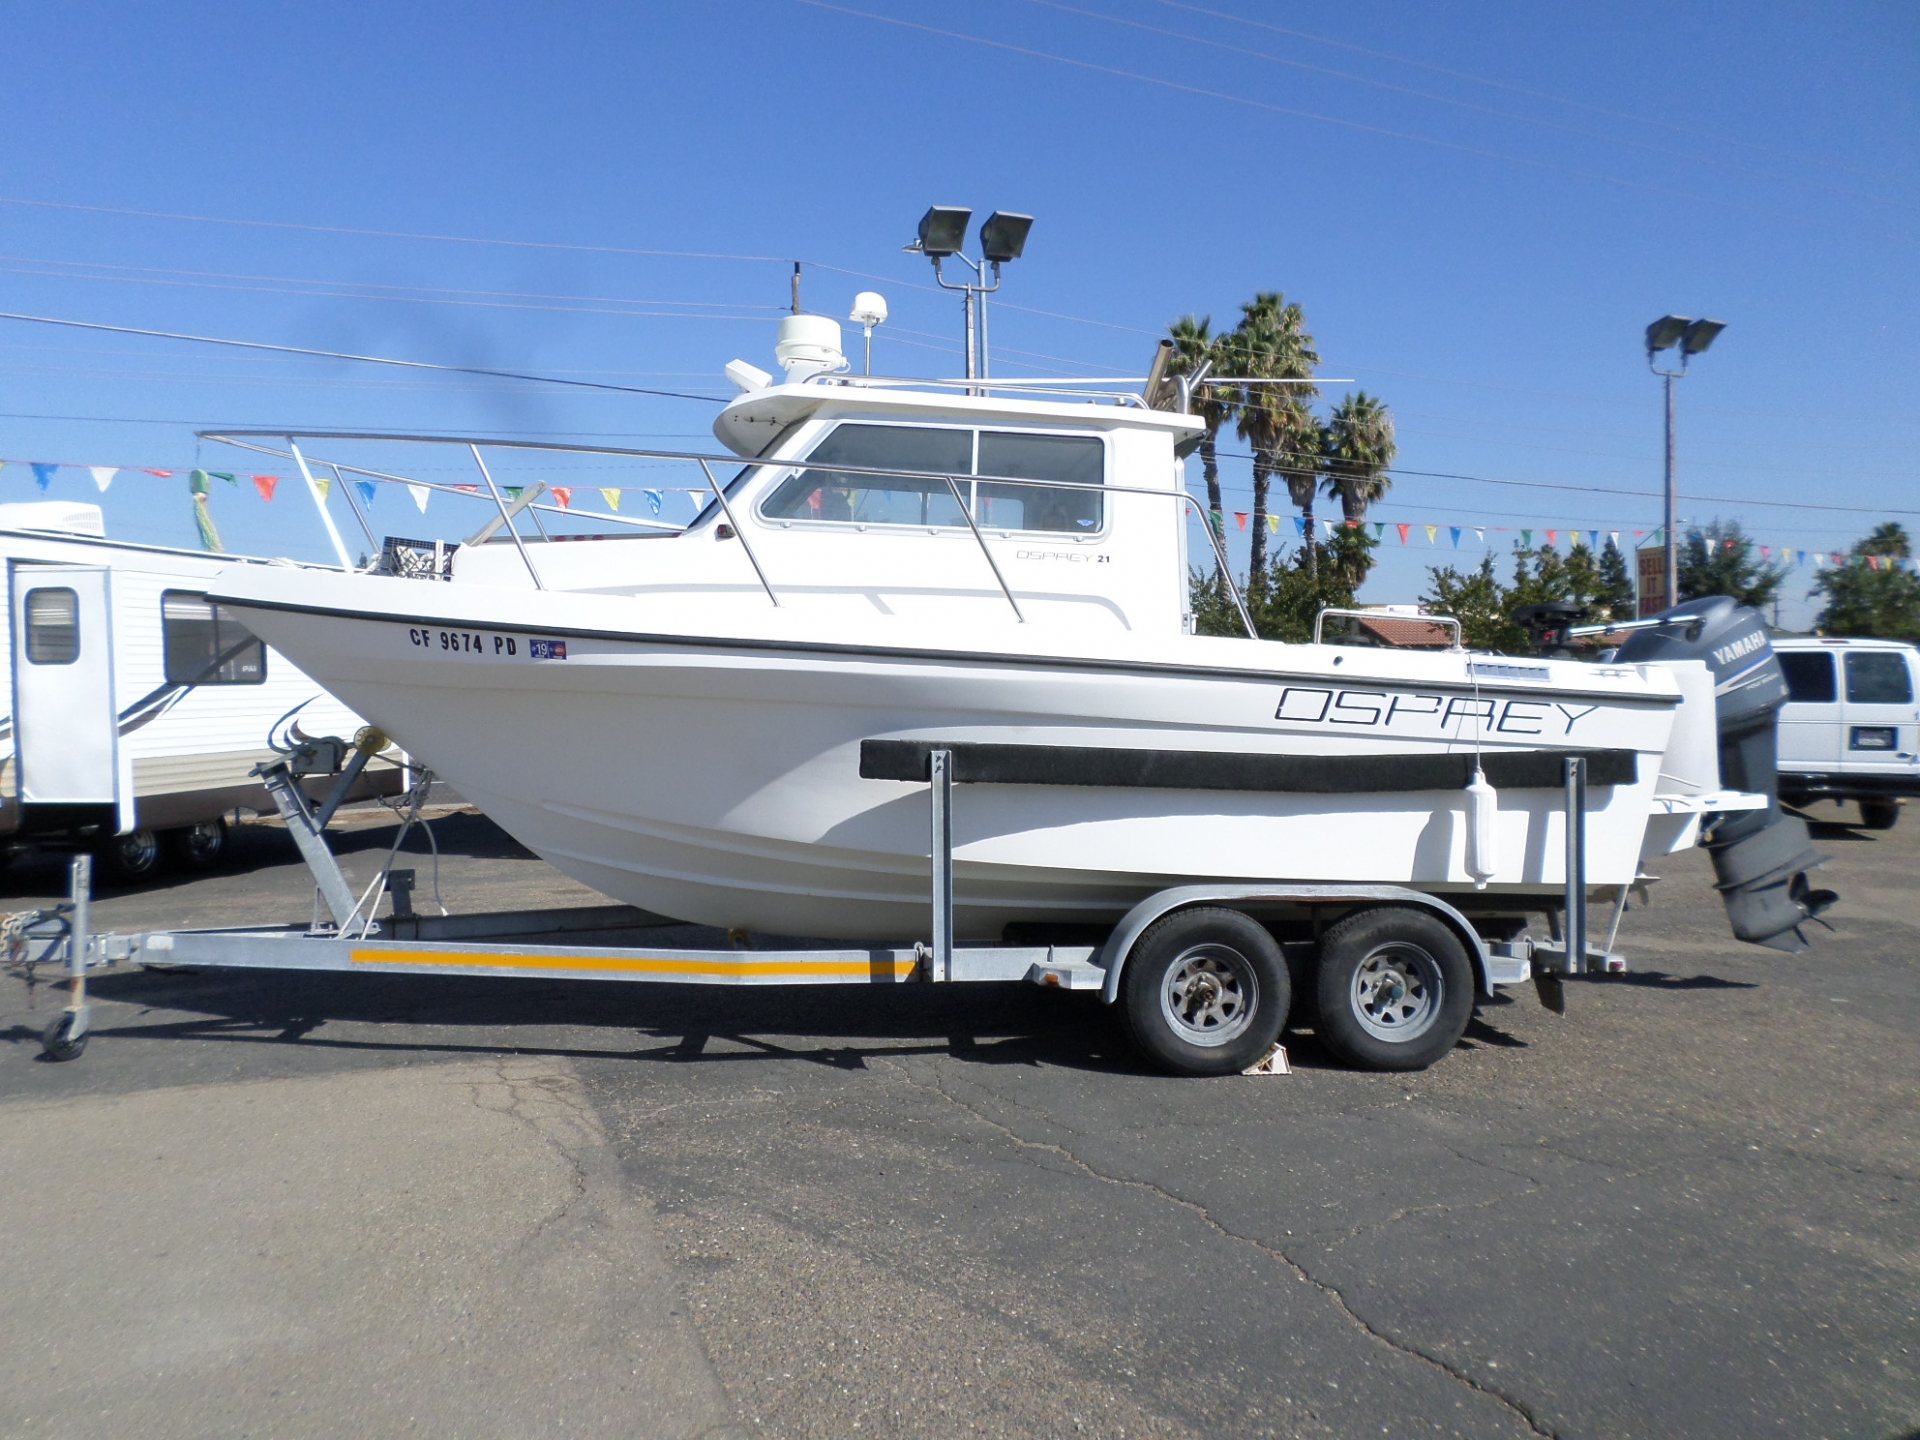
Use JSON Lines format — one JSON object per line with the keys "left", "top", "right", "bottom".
{"left": 201, "top": 428, "right": 1261, "bottom": 637}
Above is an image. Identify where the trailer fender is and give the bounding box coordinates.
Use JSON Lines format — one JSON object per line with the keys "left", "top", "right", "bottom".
{"left": 1096, "top": 884, "right": 1496, "bottom": 1006}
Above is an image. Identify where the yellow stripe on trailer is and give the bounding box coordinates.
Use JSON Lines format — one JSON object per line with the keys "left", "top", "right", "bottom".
{"left": 348, "top": 948, "right": 918, "bottom": 980}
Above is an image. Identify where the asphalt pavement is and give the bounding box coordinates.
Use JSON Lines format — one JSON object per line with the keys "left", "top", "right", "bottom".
{"left": 1, "top": 803, "right": 1914, "bottom": 1439}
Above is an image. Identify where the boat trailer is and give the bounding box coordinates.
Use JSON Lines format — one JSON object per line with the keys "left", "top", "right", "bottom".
{"left": 20, "top": 751, "right": 1658, "bottom": 1075}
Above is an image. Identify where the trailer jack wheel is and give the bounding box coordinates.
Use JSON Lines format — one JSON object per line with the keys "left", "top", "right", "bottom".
{"left": 41, "top": 1009, "right": 88, "bottom": 1062}
{"left": 1312, "top": 906, "right": 1473, "bottom": 1072}
{"left": 1121, "top": 907, "right": 1288, "bottom": 1077}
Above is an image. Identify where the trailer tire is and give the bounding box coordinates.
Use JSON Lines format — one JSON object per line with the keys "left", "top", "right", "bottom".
{"left": 1859, "top": 799, "right": 1900, "bottom": 831}
{"left": 96, "top": 828, "right": 161, "bottom": 885}
{"left": 41, "top": 1011, "right": 87, "bottom": 1062}
{"left": 1313, "top": 906, "right": 1474, "bottom": 1072}
{"left": 164, "top": 819, "right": 228, "bottom": 871}
{"left": 1121, "top": 907, "right": 1288, "bottom": 1077}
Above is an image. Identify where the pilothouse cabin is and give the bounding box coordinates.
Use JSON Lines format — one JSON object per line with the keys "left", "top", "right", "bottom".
{"left": 452, "top": 378, "right": 1206, "bottom": 636}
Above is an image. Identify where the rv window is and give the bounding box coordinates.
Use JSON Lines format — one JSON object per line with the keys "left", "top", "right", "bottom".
{"left": 1778, "top": 651, "right": 1836, "bottom": 704}
{"left": 162, "top": 591, "right": 266, "bottom": 685}
{"left": 977, "top": 432, "right": 1104, "bottom": 533}
{"left": 1845, "top": 650, "right": 1912, "bottom": 705}
{"left": 760, "top": 424, "right": 972, "bottom": 527}
{"left": 24, "top": 587, "right": 80, "bottom": 665}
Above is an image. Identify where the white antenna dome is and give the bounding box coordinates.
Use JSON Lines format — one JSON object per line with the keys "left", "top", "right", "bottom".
{"left": 774, "top": 314, "right": 847, "bottom": 382}
{"left": 850, "top": 291, "right": 888, "bottom": 327}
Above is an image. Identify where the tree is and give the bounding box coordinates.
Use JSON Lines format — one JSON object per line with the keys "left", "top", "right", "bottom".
{"left": 1596, "top": 539, "right": 1635, "bottom": 620}
{"left": 1165, "top": 315, "right": 1235, "bottom": 534}
{"left": 1677, "top": 520, "right": 1785, "bottom": 609}
{"left": 1231, "top": 293, "right": 1319, "bottom": 578}
{"left": 1813, "top": 522, "right": 1920, "bottom": 638}
{"left": 1421, "top": 539, "right": 1633, "bottom": 652}
{"left": 1422, "top": 555, "right": 1519, "bottom": 651}
{"left": 1319, "top": 391, "right": 1396, "bottom": 524}
{"left": 1190, "top": 528, "right": 1378, "bottom": 642}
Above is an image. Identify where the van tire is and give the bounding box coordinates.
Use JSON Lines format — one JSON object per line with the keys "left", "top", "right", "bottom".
{"left": 1859, "top": 799, "right": 1900, "bottom": 830}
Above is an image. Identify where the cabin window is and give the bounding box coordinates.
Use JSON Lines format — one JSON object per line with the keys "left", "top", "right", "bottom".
{"left": 1844, "top": 650, "right": 1912, "bottom": 705}
{"left": 23, "top": 588, "right": 80, "bottom": 665}
{"left": 758, "top": 423, "right": 1105, "bottom": 533}
{"left": 977, "top": 431, "right": 1104, "bottom": 532}
{"left": 1778, "top": 651, "right": 1836, "bottom": 704}
{"left": 162, "top": 591, "right": 266, "bottom": 685}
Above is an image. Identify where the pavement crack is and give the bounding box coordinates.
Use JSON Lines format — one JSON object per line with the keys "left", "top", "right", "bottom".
{"left": 883, "top": 1059, "right": 1560, "bottom": 1439}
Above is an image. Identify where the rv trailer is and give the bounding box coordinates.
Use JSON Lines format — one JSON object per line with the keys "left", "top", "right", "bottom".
{"left": 1, "top": 501, "right": 403, "bottom": 880}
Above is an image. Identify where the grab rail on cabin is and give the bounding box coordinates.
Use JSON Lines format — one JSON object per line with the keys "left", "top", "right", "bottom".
{"left": 1313, "top": 607, "right": 1465, "bottom": 652}
{"left": 198, "top": 428, "right": 1261, "bottom": 640}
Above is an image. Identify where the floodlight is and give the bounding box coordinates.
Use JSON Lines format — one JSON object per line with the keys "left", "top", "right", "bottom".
{"left": 978, "top": 211, "right": 1033, "bottom": 263}
{"left": 1680, "top": 318, "right": 1725, "bottom": 356}
{"left": 849, "top": 291, "right": 888, "bottom": 327}
{"left": 1645, "top": 315, "right": 1691, "bottom": 353}
{"left": 915, "top": 206, "right": 971, "bottom": 258}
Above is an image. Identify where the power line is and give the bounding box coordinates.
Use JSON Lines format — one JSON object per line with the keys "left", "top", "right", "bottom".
{"left": 795, "top": 0, "right": 1816, "bottom": 225}
{"left": 1150, "top": 0, "right": 1917, "bottom": 189}
{"left": 0, "top": 311, "right": 728, "bottom": 403}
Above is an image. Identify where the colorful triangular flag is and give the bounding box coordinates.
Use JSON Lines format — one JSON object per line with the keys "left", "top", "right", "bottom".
{"left": 1449, "top": 527, "right": 1461, "bottom": 548}
{"left": 89, "top": 466, "right": 116, "bottom": 492}
{"left": 1396, "top": 523, "right": 1409, "bottom": 544}
{"left": 30, "top": 462, "right": 57, "bottom": 491}
{"left": 1424, "top": 525, "right": 1436, "bottom": 545}
{"left": 1545, "top": 529, "right": 1557, "bottom": 546}
{"left": 1521, "top": 529, "right": 1533, "bottom": 547}
{"left": 551, "top": 486, "right": 572, "bottom": 509}
{"left": 252, "top": 474, "right": 278, "bottom": 502}
{"left": 409, "top": 483, "right": 430, "bottom": 513}
{"left": 352, "top": 480, "right": 377, "bottom": 509}
{"left": 1234, "top": 512, "right": 1247, "bottom": 531}
{"left": 600, "top": 488, "right": 621, "bottom": 511}
{"left": 1292, "top": 516, "right": 1305, "bottom": 536}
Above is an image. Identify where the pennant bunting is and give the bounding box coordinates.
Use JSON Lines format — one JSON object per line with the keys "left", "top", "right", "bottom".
{"left": 1587, "top": 530, "right": 1599, "bottom": 550}
{"left": 31, "top": 462, "right": 57, "bottom": 491}
{"left": 645, "top": 489, "right": 663, "bottom": 516}
{"left": 1234, "top": 512, "right": 1247, "bottom": 531}
{"left": 1396, "top": 522, "right": 1409, "bottom": 544}
{"left": 600, "top": 488, "right": 621, "bottom": 511}
{"left": 352, "top": 480, "right": 378, "bottom": 509}
{"left": 1609, "top": 532, "right": 1620, "bottom": 549}
{"left": 1371, "top": 521, "right": 1385, "bottom": 539}
{"left": 314, "top": 475, "right": 332, "bottom": 499}
{"left": 453, "top": 483, "right": 478, "bottom": 494}
{"left": 1449, "top": 527, "right": 1461, "bottom": 548}
{"left": 1521, "top": 529, "right": 1532, "bottom": 547}
{"left": 188, "top": 470, "right": 223, "bottom": 553}
{"left": 409, "top": 483, "right": 431, "bottom": 514}
{"left": 1545, "top": 529, "right": 1556, "bottom": 546}
{"left": 1292, "top": 516, "right": 1305, "bottom": 536}
{"left": 1474, "top": 528, "right": 1485, "bottom": 545}
{"left": 89, "top": 466, "right": 116, "bottom": 492}
{"left": 252, "top": 474, "right": 278, "bottom": 503}
{"left": 1424, "top": 525, "right": 1436, "bottom": 545}
{"left": 1266, "top": 513, "right": 1279, "bottom": 533}
{"left": 503, "top": 486, "right": 524, "bottom": 502}
{"left": 550, "top": 486, "right": 572, "bottom": 509}
{"left": 1322, "top": 520, "right": 1336, "bottom": 539}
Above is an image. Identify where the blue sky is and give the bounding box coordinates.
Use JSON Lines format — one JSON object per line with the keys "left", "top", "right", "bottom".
{"left": 2, "top": 1, "right": 1913, "bottom": 625}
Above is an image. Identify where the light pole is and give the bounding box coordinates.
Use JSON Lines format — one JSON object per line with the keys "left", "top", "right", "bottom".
{"left": 904, "top": 206, "right": 1032, "bottom": 380}
{"left": 1645, "top": 314, "right": 1726, "bottom": 609}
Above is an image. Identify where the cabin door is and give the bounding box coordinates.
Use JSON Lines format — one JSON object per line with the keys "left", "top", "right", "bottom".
{"left": 9, "top": 562, "right": 124, "bottom": 820}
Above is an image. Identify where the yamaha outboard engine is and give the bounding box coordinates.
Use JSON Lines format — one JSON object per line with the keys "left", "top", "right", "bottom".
{"left": 1615, "top": 596, "right": 1837, "bottom": 951}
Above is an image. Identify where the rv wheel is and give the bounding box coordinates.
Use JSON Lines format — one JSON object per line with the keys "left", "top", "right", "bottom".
{"left": 164, "top": 819, "right": 228, "bottom": 871}
{"left": 1313, "top": 907, "right": 1474, "bottom": 1072}
{"left": 1859, "top": 799, "right": 1900, "bottom": 831}
{"left": 96, "top": 828, "right": 162, "bottom": 884}
{"left": 1121, "top": 907, "right": 1288, "bottom": 1077}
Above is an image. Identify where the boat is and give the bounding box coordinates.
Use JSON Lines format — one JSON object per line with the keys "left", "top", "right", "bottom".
{"left": 198, "top": 315, "right": 1829, "bottom": 953}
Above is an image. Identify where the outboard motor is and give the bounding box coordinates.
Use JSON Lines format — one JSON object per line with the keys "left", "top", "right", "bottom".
{"left": 1615, "top": 596, "right": 1837, "bottom": 952}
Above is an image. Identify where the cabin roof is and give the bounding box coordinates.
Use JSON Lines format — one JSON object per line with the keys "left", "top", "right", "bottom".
{"left": 713, "top": 380, "right": 1205, "bottom": 458}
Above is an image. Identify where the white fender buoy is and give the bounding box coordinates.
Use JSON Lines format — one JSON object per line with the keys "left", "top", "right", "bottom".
{"left": 1465, "top": 766, "right": 1499, "bottom": 888}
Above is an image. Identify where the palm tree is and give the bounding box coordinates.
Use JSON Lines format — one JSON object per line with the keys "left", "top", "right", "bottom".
{"left": 1165, "top": 315, "right": 1234, "bottom": 535}
{"left": 1319, "top": 391, "right": 1396, "bottom": 525}
{"left": 1232, "top": 293, "right": 1320, "bottom": 577}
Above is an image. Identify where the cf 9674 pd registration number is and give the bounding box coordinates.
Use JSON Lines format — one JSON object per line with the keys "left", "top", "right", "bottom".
{"left": 404, "top": 626, "right": 566, "bottom": 660}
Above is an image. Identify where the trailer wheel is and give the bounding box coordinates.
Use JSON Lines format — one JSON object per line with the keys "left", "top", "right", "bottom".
{"left": 1313, "top": 907, "right": 1474, "bottom": 1072}
{"left": 1121, "top": 907, "right": 1288, "bottom": 1077}
{"left": 41, "top": 1011, "right": 87, "bottom": 1062}
{"left": 1859, "top": 799, "right": 1900, "bottom": 831}
{"left": 164, "top": 819, "right": 228, "bottom": 871}
{"left": 96, "top": 828, "right": 161, "bottom": 884}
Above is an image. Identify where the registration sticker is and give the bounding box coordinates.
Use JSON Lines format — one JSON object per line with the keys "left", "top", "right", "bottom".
{"left": 529, "top": 638, "right": 568, "bottom": 660}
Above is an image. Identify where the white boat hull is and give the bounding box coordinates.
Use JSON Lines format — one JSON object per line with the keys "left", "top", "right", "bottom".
{"left": 214, "top": 572, "right": 1686, "bottom": 940}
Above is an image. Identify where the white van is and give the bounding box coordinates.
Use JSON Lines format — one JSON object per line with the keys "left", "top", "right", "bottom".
{"left": 2, "top": 502, "right": 402, "bottom": 881}
{"left": 1773, "top": 636, "right": 1920, "bottom": 829}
